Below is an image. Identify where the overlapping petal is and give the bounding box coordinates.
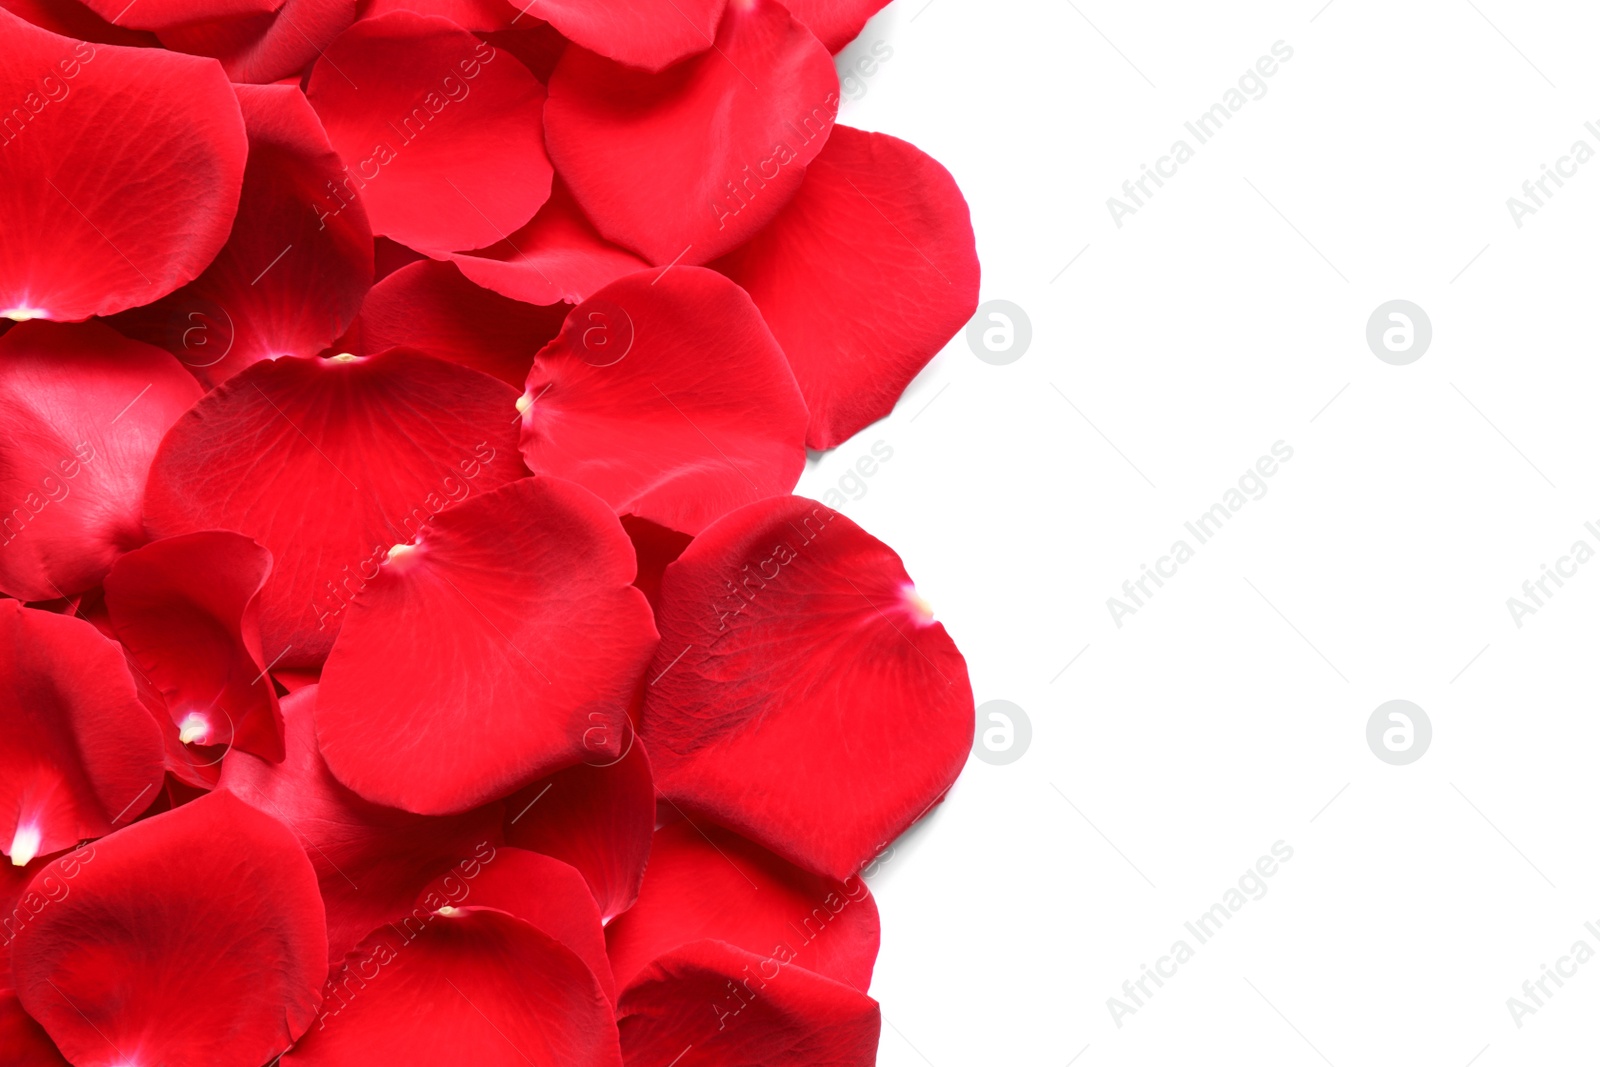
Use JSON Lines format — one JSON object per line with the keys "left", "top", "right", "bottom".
{"left": 779, "top": 0, "right": 889, "bottom": 52}
{"left": 0, "top": 990, "right": 69, "bottom": 1067}
{"left": 81, "top": 0, "right": 284, "bottom": 31}
{"left": 640, "top": 495, "right": 974, "bottom": 879}
{"left": 533, "top": 0, "right": 723, "bottom": 72}
{"left": 157, "top": 0, "right": 359, "bottom": 84}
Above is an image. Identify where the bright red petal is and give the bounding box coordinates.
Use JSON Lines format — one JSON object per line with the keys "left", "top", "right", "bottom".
{"left": 640, "top": 496, "right": 973, "bottom": 879}
{"left": 617, "top": 940, "right": 879, "bottom": 1067}
{"left": 503, "top": 733, "right": 655, "bottom": 921}
{"left": 519, "top": 268, "right": 807, "bottom": 535}
{"left": 81, "top": 0, "right": 282, "bottom": 31}
{"left": 221, "top": 686, "right": 503, "bottom": 966}
{"left": 545, "top": 0, "right": 838, "bottom": 265}
{"left": 142, "top": 349, "right": 526, "bottom": 667}
{"left": 0, "top": 990, "right": 68, "bottom": 1067}
{"left": 533, "top": 0, "right": 723, "bottom": 72}
{"left": 109, "top": 84, "right": 374, "bottom": 389}
{"left": 418, "top": 847, "right": 615, "bottom": 1002}
{"left": 450, "top": 180, "right": 651, "bottom": 306}
{"left": 0, "top": 13, "right": 246, "bottom": 321}
{"left": 717, "top": 125, "right": 979, "bottom": 449}
{"left": 11, "top": 791, "right": 327, "bottom": 1067}
{"left": 781, "top": 0, "right": 887, "bottom": 51}
{"left": 316, "top": 476, "right": 658, "bottom": 814}
{"left": 0, "top": 0, "right": 158, "bottom": 45}
{"left": 157, "top": 0, "right": 359, "bottom": 84}
{"left": 285, "top": 908, "right": 622, "bottom": 1067}
{"left": 0, "top": 600, "right": 165, "bottom": 865}
{"left": 0, "top": 321, "right": 201, "bottom": 601}
{"left": 307, "top": 13, "right": 552, "bottom": 254}
{"left": 606, "top": 819, "right": 879, "bottom": 991}
{"left": 104, "top": 531, "right": 285, "bottom": 762}
{"left": 361, "top": 0, "right": 517, "bottom": 31}
{"left": 354, "top": 259, "right": 565, "bottom": 388}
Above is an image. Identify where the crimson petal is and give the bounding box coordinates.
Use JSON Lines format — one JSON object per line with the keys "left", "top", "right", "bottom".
{"left": 617, "top": 940, "right": 879, "bottom": 1067}
{"left": 285, "top": 908, "right": 622, "bottom": 1067}
{"left": 0, "top": 321, "right": 201, "bottom": 601}
{"left": 11, "top": 791, "right": 327, "bottom": 1067}
{"left": 519, "top": 268, "right": 807, "bottom": 535}
{"left": 0, "top": 0, "right": 159, "bottom": 45}
{"left": 361, "top": 0, "right": 517, "bottom": 31}
{"left": 503, "top": 733, "right": 655, "bottom": 921}
{"left": 221, "top": 686, "right": 503, "bottom": 966}
{"left": 0, "top": 601, "right": 164, "bottom": 865}
{"left": 308, "top": 13, "right": 552, "bottom": 254}
{"left": 157, "top": 0, "right": 359, "bottom": 84}
{"left": 0, "top": 990, "right": 68, "bottom": 1066}
{"left": 545, "top": 0, "right": 838, "bottom": 265}
{"left": 354, "top": 259, "right": 565, "bottom": 388}
{"left": 81, "top": 0, "right": 283, "bottom": 31}
{"left": 316, "top": 476, "right": 658, "bottom": 814}
{"left": 104, "top": 531, "right": 285, "bottom": 762}
{"left": 143, "top": 349, "right": 526, "bottom": 667}
{"left": 109, "top": 84, "right": 374, "bottom": 390}
{"left": 606, "top": 819, "right": 879, "bottom": 991}
{"left": 717, "top": 125, "right": 979, "bottom": 449}
{"left": 781, "top": 0, "right": 888, "bottom": 52}
{"left": 533, "top": 0, "right": 721, "bottom": 72}
{"left": 640, "top": 495, "right": 973, "bottom": 879}
{"left": 0, "top": 13, "right": 246, "bottom": 321}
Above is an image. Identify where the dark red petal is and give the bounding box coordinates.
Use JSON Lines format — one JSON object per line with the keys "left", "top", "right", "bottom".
{"left": 0, "top": 0, "right": 159, "bottom": 45}
{"left": 143, "top": 349, "right": 526, "bottom": 667}
{"left": 607, "top": 819, "right": 879, "bottom": 991}
{"left": 617, "top": 940, "right": 879, "bottom": 1067}
{"left": 0, "top": 321, "right": 201, "bottom": 601}
{"left": 307, "top": 14, "right": 552, "bottom": 254}
{"left": 104, "top": 531, "right": 285, "bottom": 763}
{"left": 109, "top": 84, "right": 374, "bottom": 390}
{"left": 418, "top": 847, "right": 615, "bottom": 1003}
{"left": 355, "top": 259, "right": 565, "bottom": 388}
{"left": 519, "top": 268, "right": 807, "bottom": 535}
{"left": 0, "top": 601, "right": 164, "bottom": 864}
{"left": 81, "top": 0, "right": 282, "bottom": 31}
{"left": 373, "top": 234, "right": 429, "bottom": 281}
{"left": 545, "top": 0, "right": 838, "bottom": 265}
{"left": 284, "top": 909, "right": 622, "bottom": 1067}
{"left": 533, "top": 0, "right": 722, "bottom": 72}
{"left": 317, "top": 476, "right": 658, "bottom": 814}
{"left": 157, "top": 0, "right": 359, "bottom": 85}
{"left": 221, "top": 686, "right": 503, "bottom": 966}
{"left": 479, "top": 20, "right": 566, "bottom": 81}
{"left": 717, "top": 126, "right": 978, "bottom": 449}
{"left": 0, "top": 990, "right": 68, "bottom": 1067}
{"left": 780, "top": 0, "right": 887, "bottom": 52}
{"left": 11, "top": 792, "right": 327, "bottom": 1067}
{"left": 0, "top": 13, "right": 246, "bottom": 321}
{"left": 450, "top": 179, "right": 650, "bottom": 306}
{"left": 640, "top": 496, "right": 973, "bottom": 880}
{"left": 361, "top": 0, "right": 517, "bottom": 31}
{"left": 503, "top": 733, "right": 655, "bottom": 921}
{"left": 621, "top": 515, "right": 692, "bottom": 616}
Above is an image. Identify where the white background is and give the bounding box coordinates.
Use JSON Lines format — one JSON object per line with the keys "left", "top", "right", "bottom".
{"left": 796, "top": 2, "right": 1600, "bottom": 1064}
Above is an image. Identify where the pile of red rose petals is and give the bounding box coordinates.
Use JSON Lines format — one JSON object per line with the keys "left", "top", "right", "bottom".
{"left": 0, "top": 0, "right": 980, "bottom": 1063}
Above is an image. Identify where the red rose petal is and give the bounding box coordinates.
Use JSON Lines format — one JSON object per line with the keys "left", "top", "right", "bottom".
{"left": 361, "top": 0, "right": 517, "bottom": 31}
{"left": 479, "top": 20, "right": 566, "bottom": 81}
{"left": 81, "top": 0, "right": 283, "bottom": 31}
{"left": 0, "top": 0, "right": 159, "bottom": 45}
{"left": 640, "top": 495, "right": 973, "bottom": 879}
{"left": 307, "top": 13, "right": 552, "bottom": 254}
{"left": 533, "top": 0, "right": 723, "bottom": 72}
{"left": 545, "top": 0, "right": 838, "bottom": 265}
{"left": 355, "top": 259, "right": 565, "bottom": 388}
{"left": 617, "top": 940, "right": 879, "bottom": 1067}
{"left": 717, "top": 125, "right": 979, "bottom": 449}
{"left": 518, "top": 268, "right": 807, "bottom": 535}
{"left": 143, "top": 349, "right": 526, "bottom": 667}
{"left": 450, "top": 180, "right": 651, "bottom": 307}
{"left": 109, "top": 84, "right": 374, "bottom": 390}
{"left": 0, "top": 321, "right": 201, "bottom": 601}
{"left": 157, "top": 0, "right": 359, "bottom": 85}
{"left": 0, "top": 600, "right": 165, "bottom": 866}
{"left": 0, "top": 13, "right": 247, "bottom": 321}
{"left": 104, "top": 531, "right": 285, "bottom": 762}
{"left": 221, "top": 686, "right": 503, "bottom": 966}
{"left": 285, "top": 908, "right": 622, "bottom": 1067}
{"left": 621, "top": 515, "right": 692, "bottom": 615}
{"left": 503, "top": 733, "right": 655, "bottom": 921}
{"left": 11, "top": 791, "right": 327, "bottom": 1067}
{"left": 316, "top": 476, "right": 658, "bottom": 814}
{"left": 606, "top": 819, "right": 879, "bottom": 991}
{"left": 418, "top": 847, "right": 615, "bottom": 1002}
{"left": 781, "top": 0, "right": 888, "bottom": 52}
{"left": 0, "top": 990, "right": 68, "bottom": 1067}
